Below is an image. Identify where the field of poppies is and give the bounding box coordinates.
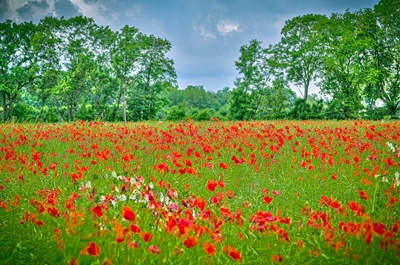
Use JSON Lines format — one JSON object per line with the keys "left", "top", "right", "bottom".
{"left": 0, "top": 120, "right": 399, "bottom": 264}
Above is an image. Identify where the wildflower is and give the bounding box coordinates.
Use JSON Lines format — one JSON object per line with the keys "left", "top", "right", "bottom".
{"left": 112, "top": 171, "right": 117, "bottom": 178}
{"left": 183, "top": 236, "right": 199, "bottom": 248}
{"left": 202, "top": 242, "right": 216, "bottom": 256}
{"left": 395, "top": 172, "right": 400, "bottom": 187}
{"left": 386, "top": 141, "right": 396, "bottom": 153}
{"left": 80, "top": 242, "right": 101, "bottom": 257}
{"left": 223, "top": 245, "right": 243, "bottom": 262}
{"left": 117, "top": 194, "right": 127, "bottom": 201}
{"left": 207, "top": 180, "right": 217, "bottom": 192}
{"left": 122, "top": 206, "right": 135, "bottom": 222}
{"left": 271, "top": 254, "right": 283, "bottom": 263}
{"left": 148, "top": 245, "right": 161, "bottom": 254}
{"left": 358, "top": 190, "right": 369, "bottom": 200}
{"left": 85, "top": 181, "right": 92, "bottom": 189}
{"left": 263, "top": 196, "right": 273, "bottom": 204}
{"left": 92, "top": 205, "right": 103, "bottom": 217}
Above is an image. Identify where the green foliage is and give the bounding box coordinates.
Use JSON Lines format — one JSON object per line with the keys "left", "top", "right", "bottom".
{"left": 1, "top": 1, "right": 400, "bottom": 122}
{"left": 196, "top": 108, "right": 213, "bottom": 121}
{"left": 166, "top": 103, "right": 188, "bottom": 121}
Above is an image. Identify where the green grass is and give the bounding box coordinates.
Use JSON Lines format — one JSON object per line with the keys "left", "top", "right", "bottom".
{"left": 0, "top": 120, "right": 399, "bottom": 264}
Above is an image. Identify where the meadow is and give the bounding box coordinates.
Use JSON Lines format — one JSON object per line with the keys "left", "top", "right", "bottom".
{"left": 0, "top": 120, "right": 399, "bottom": 264}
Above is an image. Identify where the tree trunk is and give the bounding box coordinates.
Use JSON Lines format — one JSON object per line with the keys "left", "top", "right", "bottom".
{"left": 122, "top": 89, "right": 127, "bottom": 123}
{"left": 53, "top": 98, "right": 65, "bottom": 122}
{"left": 1, "top": 91, "right": 6, "bottom": 122}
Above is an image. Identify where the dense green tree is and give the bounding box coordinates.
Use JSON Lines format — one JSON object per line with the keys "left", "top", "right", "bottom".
{"left": 367, "top": 0, "right": 400, "bottom": 116}
{"left": 0, "top": 21, "right": 37, "bottom": 121}
{"left": 317, "top": 11, "right": 368, "bottom": 119}
{"left": 231, "top": 40, "right": 272, "bottom": 120}
{"left": 128, "top": 35, "right": 177, "bottom": 121}
{"left": 112, "top": 26, "right": 144, "bottom": 122}
{"left": 274, "top": 14, "right": 327, "bottom": 101}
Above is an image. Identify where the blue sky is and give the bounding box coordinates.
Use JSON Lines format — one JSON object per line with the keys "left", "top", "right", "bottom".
{"left": 0, "top": 0, "right": 379, "bottom": 94}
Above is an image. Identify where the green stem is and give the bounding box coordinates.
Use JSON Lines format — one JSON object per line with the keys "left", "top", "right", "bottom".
{"left": 371, "top": 180, "right": 380, "bottom": 214}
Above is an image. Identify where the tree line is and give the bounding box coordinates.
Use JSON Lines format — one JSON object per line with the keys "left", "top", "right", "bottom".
{"left": 0, "top": 0, "right": 399, "bottom": 122}
{"left": 231, "top": 0, "right": 399, "bottom": 120}
{"left": 1, "top": 16, "right": 176, "bottom": 122}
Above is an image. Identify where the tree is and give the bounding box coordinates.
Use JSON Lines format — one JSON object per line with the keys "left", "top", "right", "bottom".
{"left": 47, "top": 16, "right": 100, "bottom": 121}
{"left": 274, "top": 14, "right": 327, "bottom": 101}
{"left": 29, "top": 17, "right": 62, "bottom": 121}
{"left": 128, "top": 35, "right": 177, "bottom": 121}
{"left": 368, "top": 0, "right": 400, "bottom": 116}
{"left": 260, "top": 77, "right": 297, "bottom": 119}
{"left": 231, "top": 40, "right": 272, "bottom": 120}
{"left": 0, "top": 21, "right": 37, "bottom": 122}
{"left": 112, "top": 26, "right": 144, "bottom": 122}
{"left": 317, "top": 11, "right": 368, "bottom": 119}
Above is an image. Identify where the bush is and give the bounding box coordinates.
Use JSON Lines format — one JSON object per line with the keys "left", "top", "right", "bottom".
{"left": 196, "top": 108, "right": 213, "bottom": 121}
{"left": 166, "top": 106, "right": 187, "bottom": 121}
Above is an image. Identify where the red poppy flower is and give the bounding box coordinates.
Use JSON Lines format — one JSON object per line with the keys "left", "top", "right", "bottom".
{"left": 223, "top": 245, "right": 243, "bottom": 262}
{"left": 202, "top": 242, "right": 216, "bottom": 256}
{"left": 219, "top": 162, "right": 228, "bottom": 169}
{"left": 127, "top": 241, "right": 139, "bottom": 249}
{"left": 183, "top": 236, "right": 199, "bottom": 248}
{"left": 263, "top": 196, "right": 273, "bottom": 204}
{"left": 141, "top": 232, "right": 153, "bottom": 242}
{"left": 148, "top": 245, "right": 161, "bottom": 254}
{"left": 130, "top": 224, "right": 141, "bottom": 233}
{"left": 358, "top": 190, "right": 369, "bottom": 200}
{"left": 122, "top": 206, "right": 135, "bottom": 221}
{"left": 207, "top": 180, "right": 217, "bottom": 192}
{"left": 271, "top": 254, "right": 283, "bottom": 263}
{"left": 91, "top": 205, "right": 103, "bottom": 217}
{"left": 81, "top": 242, "right": 101, "bottom": 257}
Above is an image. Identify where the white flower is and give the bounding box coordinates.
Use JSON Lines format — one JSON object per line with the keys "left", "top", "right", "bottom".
{"left": 85, "top": 181, "right": 92, "bottom": 189}
{"left": 112, "top": 171, "right": 117, "bottom": 178}
{"left": 110, "top": 199, "right": 116, "bottom": 207}
{"left": 394, "top": 172, "right": 400, "bottom": 187}
{"left": 104, "top": 173, "right": 109, "bottom": 179}
{"left": 130, "top": 190, "right": 141, "bottom": 202}
{"left": 99, "top": 195, "right": 106, "bottom": 203}
{"left": 386, "top": 141, "right": 396, "bottom": 153}
{"left": 382, "top": 176, "right": 388, "bottom": 182}
{"left": 159, "top": 192, "right": 165, "bottom": 203}
{"left": 117, "top": 194, "right": 127, "bottom": 201}
{"left": 149, "top": 182, "right": 154, "bottom": 189}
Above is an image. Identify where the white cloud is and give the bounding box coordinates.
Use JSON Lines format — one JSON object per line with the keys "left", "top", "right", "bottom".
{"left": 194, "top": 25, "right": 216, "bottom": 40}
{"left": 217, "top": 20, "right": 239, "bottom": 36}
{"left": 274, "top": 16, "right": 289, "bottom": 32}
{"left": 70, "top": 0, "right": 111, "bottom": 25}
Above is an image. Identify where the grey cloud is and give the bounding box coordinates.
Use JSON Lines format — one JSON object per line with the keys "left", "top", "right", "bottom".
{"left": 28, "top": 0, "right": 49, "bottom": 9}
{"left": 0, "top": 0, "right": 9, "bottom": 21}
{"left": 54, "top": 0, "right": 81, "bottom": 19}
{"left": 15, "top": 0, "right": 51, "bottom": 22}
{"left": 16, "top": 4, "right": 35, "bottom": 21}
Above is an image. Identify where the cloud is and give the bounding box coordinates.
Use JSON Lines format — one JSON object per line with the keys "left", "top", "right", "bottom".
{"left": 273, "top": 16, "right": 289, "bottom": 34}
{"left": 54, "top": 0, "right": 81, "bottom": 18}
{"left": 29, "top": 0, "right": 49, "bottom": 9}
{"left": 0, "top": 0, "right": 10, "bottom": 21}
{"left": 217, "top": 20, "right": 239, "bottom": 36}
{"left": 194, "top": 24, "right": 216, "bottom": 41}
{"left": 16, "top": 3, "right": 35, "bottom": 21}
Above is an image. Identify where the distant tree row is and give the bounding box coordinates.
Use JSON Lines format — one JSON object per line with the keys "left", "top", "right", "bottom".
{"left": 1, "top": 0, "right": 399, "bottom": 122}
{"left": 0, "top": 16, "right": 176, "bottom": 122}
{"left": 230, "top": 0, "right": 400, "bottom": 120}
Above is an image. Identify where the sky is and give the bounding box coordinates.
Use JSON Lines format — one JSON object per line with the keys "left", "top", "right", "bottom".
{"left": 0, "top": 0, "right": 380, "bottom": 95}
